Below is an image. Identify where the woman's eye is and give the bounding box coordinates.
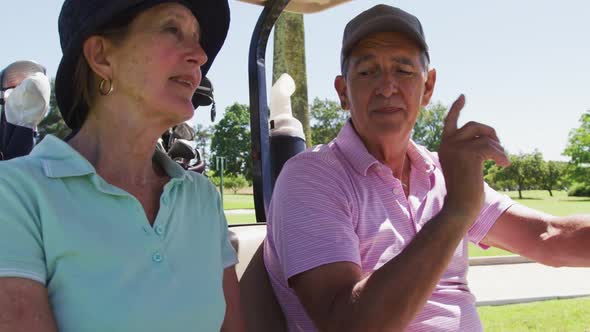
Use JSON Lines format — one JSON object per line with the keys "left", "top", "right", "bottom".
{"left": 164, "top": 26, "right": 180, "bottom": 35}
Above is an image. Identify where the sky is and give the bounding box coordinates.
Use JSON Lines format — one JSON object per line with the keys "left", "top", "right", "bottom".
{"left": 1, "top": 0, "right": 588, "bottom": 161}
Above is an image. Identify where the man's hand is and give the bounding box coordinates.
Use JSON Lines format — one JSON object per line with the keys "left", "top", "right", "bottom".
{"left": 438, "top": 94, "right": 510, "bottom": 221}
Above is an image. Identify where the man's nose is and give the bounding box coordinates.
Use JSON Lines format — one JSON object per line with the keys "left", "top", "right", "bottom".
{"left": 375, "top": 71, "right": 399, "bottom": 98}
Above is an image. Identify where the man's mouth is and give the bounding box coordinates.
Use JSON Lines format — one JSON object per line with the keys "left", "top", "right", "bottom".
{"left": 373, "top": 106, "right": 404, "bottom": 113}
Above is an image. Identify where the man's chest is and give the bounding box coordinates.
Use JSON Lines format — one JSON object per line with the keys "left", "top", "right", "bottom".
{"left": 350, "top": 173, "right": 449, "bottom": 272}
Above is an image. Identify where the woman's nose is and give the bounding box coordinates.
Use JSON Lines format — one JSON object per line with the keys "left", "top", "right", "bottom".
{"left": 185, "top": 40, "right": 208, "bottom": 67}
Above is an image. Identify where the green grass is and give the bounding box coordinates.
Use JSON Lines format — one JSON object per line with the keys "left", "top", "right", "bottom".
{"left": 478, "top": 297, "right": 590, "bottom": 331}
{"left": 226, "top": 212, "right": 257, "bottom": 225}
{"left": 222, "top": 194, "right": 255, "bottom": 210}
{"left": 469, "top": 245, "right": 512, "bottom": 257}
{"left": 507, "top": 190, "right": 590, "bottom": 216}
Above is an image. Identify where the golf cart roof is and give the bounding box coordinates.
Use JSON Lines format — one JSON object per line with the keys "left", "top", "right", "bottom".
{"left": 237, "top": 0, "right": 351, "bottom": 13}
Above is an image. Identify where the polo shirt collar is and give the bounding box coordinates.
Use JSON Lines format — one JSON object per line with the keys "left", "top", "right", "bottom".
{"left": 406, "top": 141, "right": 437, "bottom": 175}
{"left": 334, "top": 120, "right": 380, "bottom": 176}
{"left": 34, "top": 135, "right": 192, "bottom": 182}
{"left": 334, "top": 121, "right": 437, "bottom": 176}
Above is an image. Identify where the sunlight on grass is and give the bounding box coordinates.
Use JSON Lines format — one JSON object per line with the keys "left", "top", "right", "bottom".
{"left": 223, "top": 194, "right": 255, "bottom": 210}
{"left": 507, "top": 190, "right": 590, "bottom": 216}
{"left": 469, "top": 245, "right": 512, "bottom": 257}
{"left": 478, "top": 297, "right": 590, "bottom": 331}
{"left": 226, "top": 212, "right": 256, "bottom": 225}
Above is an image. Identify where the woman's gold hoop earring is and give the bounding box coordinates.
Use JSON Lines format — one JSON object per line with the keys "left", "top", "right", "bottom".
{"left": 99, "top": 78, "right": 114, "bottom": 96}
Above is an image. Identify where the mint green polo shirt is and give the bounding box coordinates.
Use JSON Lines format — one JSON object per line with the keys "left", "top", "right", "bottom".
{"left": 0, "top": 135, "right": 237, "bottom": 331}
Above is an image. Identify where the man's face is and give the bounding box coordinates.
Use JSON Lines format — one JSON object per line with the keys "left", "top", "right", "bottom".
{"left": 335, "top": 31, "right": 436, "bottom": 147}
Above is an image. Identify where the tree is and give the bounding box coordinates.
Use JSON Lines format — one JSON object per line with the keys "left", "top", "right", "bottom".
{"left": 485, "top": 152, "right": 543, "bottom": 199}
{"left": 224, "top": 174, "right": 249, "bottom": 194}
{"left": 412, "top": 102, "right": 447, "bottom": 151}
{"left": 193, "top": 123, "right": 213, "bottom": 161}
{"left": 539, "top": 160, "right": 567, "bottom": 197}
{"left": 210, "top": 103, "right": 252, "bottom": 180}
{"left": 483, "top": 160, "right": 496, "bottom": 178}
{"left": 37, "top": 79, "right": 71, "bottom": 140}
{"left": 273, "top": 11, "right": 311, "bottom": 146}
{"left": 310, "top": 98, "right": 348, "bottom": 144}
{"left": 563, "top": 110, "right": 590, "bottom": 184}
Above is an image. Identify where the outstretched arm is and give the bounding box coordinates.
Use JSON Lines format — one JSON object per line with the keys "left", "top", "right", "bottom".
{"left": 482, "top": 204, "right": 590, "bottom": 267}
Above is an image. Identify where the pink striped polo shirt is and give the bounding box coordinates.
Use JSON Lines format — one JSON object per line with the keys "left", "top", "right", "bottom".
{"left": 264, "top": 121, "right": 514, "bottom": 331}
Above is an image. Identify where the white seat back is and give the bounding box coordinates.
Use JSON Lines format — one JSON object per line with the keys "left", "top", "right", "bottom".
{"left": 229, "top": 224, "right": 287, "bottom": 332}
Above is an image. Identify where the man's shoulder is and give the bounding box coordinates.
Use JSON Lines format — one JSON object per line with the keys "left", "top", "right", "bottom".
{"left": 275, "top": 143, "right": 354, "bottom": 196}
{"left": 286, "top": 142, "right": 345, "bottom": 170}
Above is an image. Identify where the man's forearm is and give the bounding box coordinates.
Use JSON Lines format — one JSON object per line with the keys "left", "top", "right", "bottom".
{"left": 330, "top": 209, "right": 474, "bottom": 332}
{"left": 541, "top": 215, "right": 590, "bottom": 267}
{"left": 484, "top": 205, "right": 590, "bottom": 268}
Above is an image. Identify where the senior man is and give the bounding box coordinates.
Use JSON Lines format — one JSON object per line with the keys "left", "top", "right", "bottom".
{"left": 263, "top": 4, "right": 590, "bottom": 332}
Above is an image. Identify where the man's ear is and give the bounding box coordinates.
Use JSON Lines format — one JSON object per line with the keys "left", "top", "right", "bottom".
{"left": 421, "top": 68, "right": 437, "bottom": 107}
{"left": 82, "top": 36, "right": 115, "bottom": 82}
{"left": 334, "top": 75, "right": 350, "bottom": 110}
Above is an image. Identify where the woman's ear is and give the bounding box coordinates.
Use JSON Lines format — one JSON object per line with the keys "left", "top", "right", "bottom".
{"left": 82, "top": 36, "right": 114, "bottom": 82}
{"left": 334, "top": 75, "right": 350, "bottom": 110}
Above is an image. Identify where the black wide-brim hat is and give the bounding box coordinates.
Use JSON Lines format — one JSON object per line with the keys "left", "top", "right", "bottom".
{"left": 55, "top": 0, "right": 230, "bottom": 130}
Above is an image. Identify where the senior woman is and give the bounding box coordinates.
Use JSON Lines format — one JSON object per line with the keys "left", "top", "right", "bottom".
{"left": 0, "top": 1, "right": 245, "bottom": 331}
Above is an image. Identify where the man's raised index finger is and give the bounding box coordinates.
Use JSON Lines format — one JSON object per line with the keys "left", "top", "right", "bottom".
{"left": 443, "top": 94, "right": 466, "bottom": 137}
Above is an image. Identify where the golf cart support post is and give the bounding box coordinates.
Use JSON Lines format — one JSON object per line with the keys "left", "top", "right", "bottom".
{"left": 244, "top": 0, "right": 351, "bottom": 222}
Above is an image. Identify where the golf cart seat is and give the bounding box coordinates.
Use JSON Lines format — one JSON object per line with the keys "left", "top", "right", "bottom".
{"left": 229, "top": 224, "right": 287, "bottom": 331}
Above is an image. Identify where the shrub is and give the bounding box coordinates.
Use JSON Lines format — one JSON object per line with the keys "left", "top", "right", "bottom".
{"left": 567, "top": 183, "right": 590, "bottom": 197}
{"left": 208, "top": 174, "right": 221, "bottom": 187}
{"left": 224, "top": 174, "right": 249, "bottom": 194}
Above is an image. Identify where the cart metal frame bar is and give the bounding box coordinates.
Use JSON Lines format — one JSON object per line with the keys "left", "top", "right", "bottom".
{"left": 248, "top": 0, "right": 291, "bottom": 222}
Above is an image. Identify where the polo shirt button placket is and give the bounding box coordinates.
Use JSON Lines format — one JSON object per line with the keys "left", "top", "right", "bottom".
{"left": 142, "top": 225, "right": 152, "bottom": 235}
{"left": 155, "top": 225, "right": 165, "bottom": 236}
{"left": 152, "top": 251, "right": 163, "bottom": 263}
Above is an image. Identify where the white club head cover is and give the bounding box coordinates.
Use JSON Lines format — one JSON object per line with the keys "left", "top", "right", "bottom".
{"left": 4, "top": 72, "right": 51, "bottom": 129}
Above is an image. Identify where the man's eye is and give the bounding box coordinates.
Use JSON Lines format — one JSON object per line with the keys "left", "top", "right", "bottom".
{"left": 397, "top": 68, "right": 415, "bottom": 76}
{"left": 358, "top": 68, "right": 376, "bottom": 76}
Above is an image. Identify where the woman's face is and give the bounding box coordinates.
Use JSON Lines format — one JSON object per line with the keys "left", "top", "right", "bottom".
{"left": 107, "top": 3, "right": 207, "bottom": 125}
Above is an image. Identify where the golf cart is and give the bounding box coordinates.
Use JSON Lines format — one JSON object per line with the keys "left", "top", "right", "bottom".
{"left": 225, "top": 1, "right": 350, "bottom": 330}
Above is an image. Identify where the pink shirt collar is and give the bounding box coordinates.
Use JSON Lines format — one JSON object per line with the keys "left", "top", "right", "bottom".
{"left": 334, "top": 120, "right": 437, "bottom": 177}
